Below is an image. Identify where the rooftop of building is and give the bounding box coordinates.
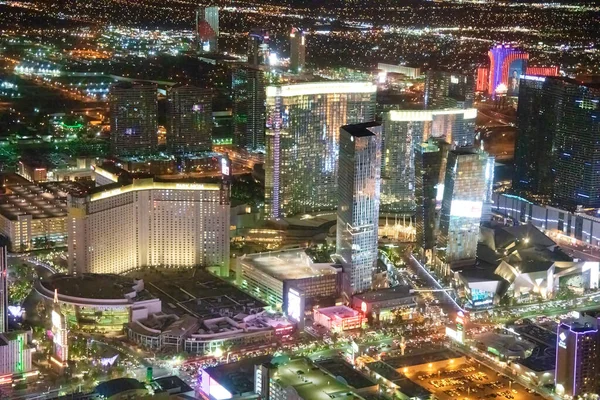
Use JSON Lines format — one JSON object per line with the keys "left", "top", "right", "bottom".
{"left": 517, "top": 354, "right": 555, "bottom": 372}
{"left": 95, "top": 378, "right": 147, "bottom": 398}
{"left": 364, "top": 362, "right": 431, "bottom": 398}
{"left": 152, "top": 376, "right": 193, "bottom": 395}
{"left": 381, "top": 348, "right": 463, "bottom": 369}
{"left": 0, "top": 181, "right": 88, "bottom": 220}
{"left": 39, "top": 273, "right": 155, "bottom": 301}
{"left": 353, "top": 285, "right": 414, "bottom": 304}
{"left": 341, "top": 122, "right": 380, "bottom": 138}
{"left": 315, "top": 358, "right": 376, "bottom": 389}
{"left": 130, "top": 269, "right": 267, "bottom": 319}
{"left": 472, "top": 331, "right": 535, "bottom": 356}
{"left": 204, "top": 355, "right": 273, "bottom": 396}
{"left": 561, "top": 315, "right": 600, "bottom": 332}
{"left": 316, "top": 305, "right": 361, "bottom": 320}
{"left": 238, "top": 249, "right": 339, "bottom": 281}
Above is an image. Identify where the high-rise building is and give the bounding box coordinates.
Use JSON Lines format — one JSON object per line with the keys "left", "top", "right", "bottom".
{"left": 247, "top": 29, "right": 270, "bottom": 66}
{"left": 415, "top": 139, "right": 450, "bottom": 252}
{"left": 425, "top": 70, "right": 474, "bottom": 109}
{"left": 289, "top": 28, "right": 306, "bottom": 74}
{"left": 437, "top": 148, "right": 488, "bottom": 263}
{"left": 488, "top": 44, "right": 529, "bottom": 97}
{"left": 167, "top": 84, "right": 212, "bottom": 154}
{"left": 0, "top": 237, "right": 7, "bottom": 333}
{"left": 337, "top": 122, "right": 382, "bottom": 298}
{"left": 265, "top": 82, "right": 377, "bottom": 219}
{"left": 380, "top": 108, "right": 476, "bottom": 214}
{"left": 555, "top": 316, "right": 600, "bottom": 398}
{"left": 68, "top": 176, "right": 230, "bottom": 275}
{"left": 51, "top": 290, "right": 68, "bottom": 371}
{"left": 109, "top": 82, "right": 158, "bottom": 156}
{"left": 196, "top": 6, "right": 219, "bottom": 53}
{"left": 232, "top": 66, "right": 266, "bottom": 150}
{"left": 513, "top": 76, "right": 600, "bottom": 209}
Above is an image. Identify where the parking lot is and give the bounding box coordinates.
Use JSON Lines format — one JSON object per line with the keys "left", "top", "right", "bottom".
{"left": 405, "top": 360, "right": 540, "bottom": 400}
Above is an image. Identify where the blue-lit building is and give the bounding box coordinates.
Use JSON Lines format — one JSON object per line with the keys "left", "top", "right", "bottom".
{"left": 555, "top": 316, "right": 600, "bottom": 397}
{"left": 488, "top": 44, "right": 528, "bottom": 96}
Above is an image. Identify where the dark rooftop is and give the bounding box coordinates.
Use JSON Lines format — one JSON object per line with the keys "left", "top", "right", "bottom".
{"left": 204, "top": 355, "right": 272, "bottom": 396}
{"left": 315, "top": 358, "right": 376, "bottom": 389}
{"left": 341, "top": 122, "right": 380, "bottom": 138}
{"left": 354, "top": 285, "right": 414, "bottom": 303}
{"left": 382, "top": 348, "right": 463, "bottom": 369}
{"left": 95, "top": 378, "right": 146, "bottom": 398}
{"left": 153, "top": 376, "right": 193, "bottom": 394}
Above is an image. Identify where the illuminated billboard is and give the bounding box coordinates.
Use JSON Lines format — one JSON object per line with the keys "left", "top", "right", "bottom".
{"left": 287, "top": 288, "right": 301, "bottom": 322}
{"left": 507, "top": 59, "right": 527, "bottom": 97}
{"left": 449, "top": 199, "right": 483, "bottom": 219}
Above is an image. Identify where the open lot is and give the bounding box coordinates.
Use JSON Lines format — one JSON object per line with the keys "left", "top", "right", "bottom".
{"left": 405, "top": 360, "right": 541, "bottom": 400}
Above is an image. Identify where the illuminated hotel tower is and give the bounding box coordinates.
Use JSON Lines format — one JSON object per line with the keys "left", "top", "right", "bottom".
{"left": 556, "top": 316, "right": 600, "bottom": 398}
{"left": 196, "top": 6, "right": 219, "bottom": 53}
{"left": 68, "top": 175, "right": 230, "bottom": 275}
{"left": 337, "top": 122, "right": 382, "bottom": 298}
{"left": 0, "top": 237, "right": 7, "bottom": 333}
{"left": 248, "top": 28, "right": 270, "bottom": 66}
{"left": 437, "top": 148, "right": 488, "bottom": 263}
{"left": 232, "top": 66, "right": 266, "bottom": 150}
{"left": 488, "top": 44, "right": 528, "bottom": 96}
{"left": 289, "top": 28, "right": 306, "bottom": 74}
{"left": 265, "top": 82, "right": 377, "bottom": 219}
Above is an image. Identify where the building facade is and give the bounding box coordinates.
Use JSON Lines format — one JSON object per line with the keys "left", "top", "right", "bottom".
{"left": 0, "top": 239, "right": 6, "bottom": 334}
{"left": 425, "top": 70, "right": 474, "bottom": 109}
{"left": 167, "top": 84, "right": 212, "bottom": 154}
{"left": 109, "top": 82, "right": 158, "bottom": 156}
{"left": 289, "top": 28, "right": 306, "bottom": 74}
{"left": 380, "top": 108, "right": 476, "bottom": 214}
{"left": 513, "top": 76, "right": 600, "bottom": 209}
{"left": 337, "top": 122, "right": 382, "bottom": 297}
{"left": 265, "top": 82, "right": 376, "bottom": 219}
{"left": 488, "top": 44, "right": 529, "bottom": 96}
{"left": 437, "top": 149, "right": 488, "bottom": 263}
{"left": 68, "top": 177, "right": 230, "bottom": 275}
{"left": 196, "top": 6, "right": 219, "bottom": 53}
{"left": 247, "top": 29, "right": 270, "bottom": 67}
{"left": 0, "top": 331, "right": 33, "bottom": 376}
{"left": 232, "top": 66, "right": 266, "bottom": 150}
{"left": 415, "top": 139, "right": 450, "bottom": 251}
{"left": 555, "top": 316, "right": 600, "bottom": 397}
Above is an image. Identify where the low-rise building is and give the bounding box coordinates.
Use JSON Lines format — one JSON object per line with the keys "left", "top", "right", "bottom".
{"left": 351, "top": 285, "right": 418, "bottom": 322}
{"left": 0, "top": 331, "right": 34, "bottom": 376}
{"left": 35, "top": 274, "right": 161, "bottom": 333}
{"left": 313, "top": 306, "right": 365, "bottom": 332}
{"left": 0, "top": 182, "right": 87, "bottom": 251}
{"left": 235, "top": 249, "right": 341, "bottom": 311}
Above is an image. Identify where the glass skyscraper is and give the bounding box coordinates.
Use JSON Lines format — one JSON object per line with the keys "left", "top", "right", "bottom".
{"left": 514, "top": 76, "right": 600, "bottom": 209}
{"left": 415, "top": 139, "right": 450, "bottom": 251}
{"left": 232, "top": 66, "right": 266, "bottom": 150}
{"left": 265, "top": 82, "right": 376, "bottom": 219}
{"left": 289, "top": 28, "right": 306, "bottom": 74}
{"left": 109, "top": 82, "right": 158, "bottom": 156}
{"left": 196, "top": 6, "right": 219, "bottom": 53}
{"left": 380, "top": 108, "right": 476, "bottom": 214}
{"left": 336, "top": 122, "right": 382, "bottom": 298}
{"left": 167, "top": 84, "right": 212, "bottom": 153}
{"left": 424, "top": 70, "right": 474, "bottom": 109}
{"left": 437, "top": 148, "right": 488, "bottom": 263}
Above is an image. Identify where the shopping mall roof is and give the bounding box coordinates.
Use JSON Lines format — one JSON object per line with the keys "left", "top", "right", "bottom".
{"left": 353, "top": 285, "right": 413, "bottom": 304}
{"left": 238, "top": 249, "right": 338, "bottom": 281}
{"left": 39, "top": 273, "right": 155, "bottom": 301}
